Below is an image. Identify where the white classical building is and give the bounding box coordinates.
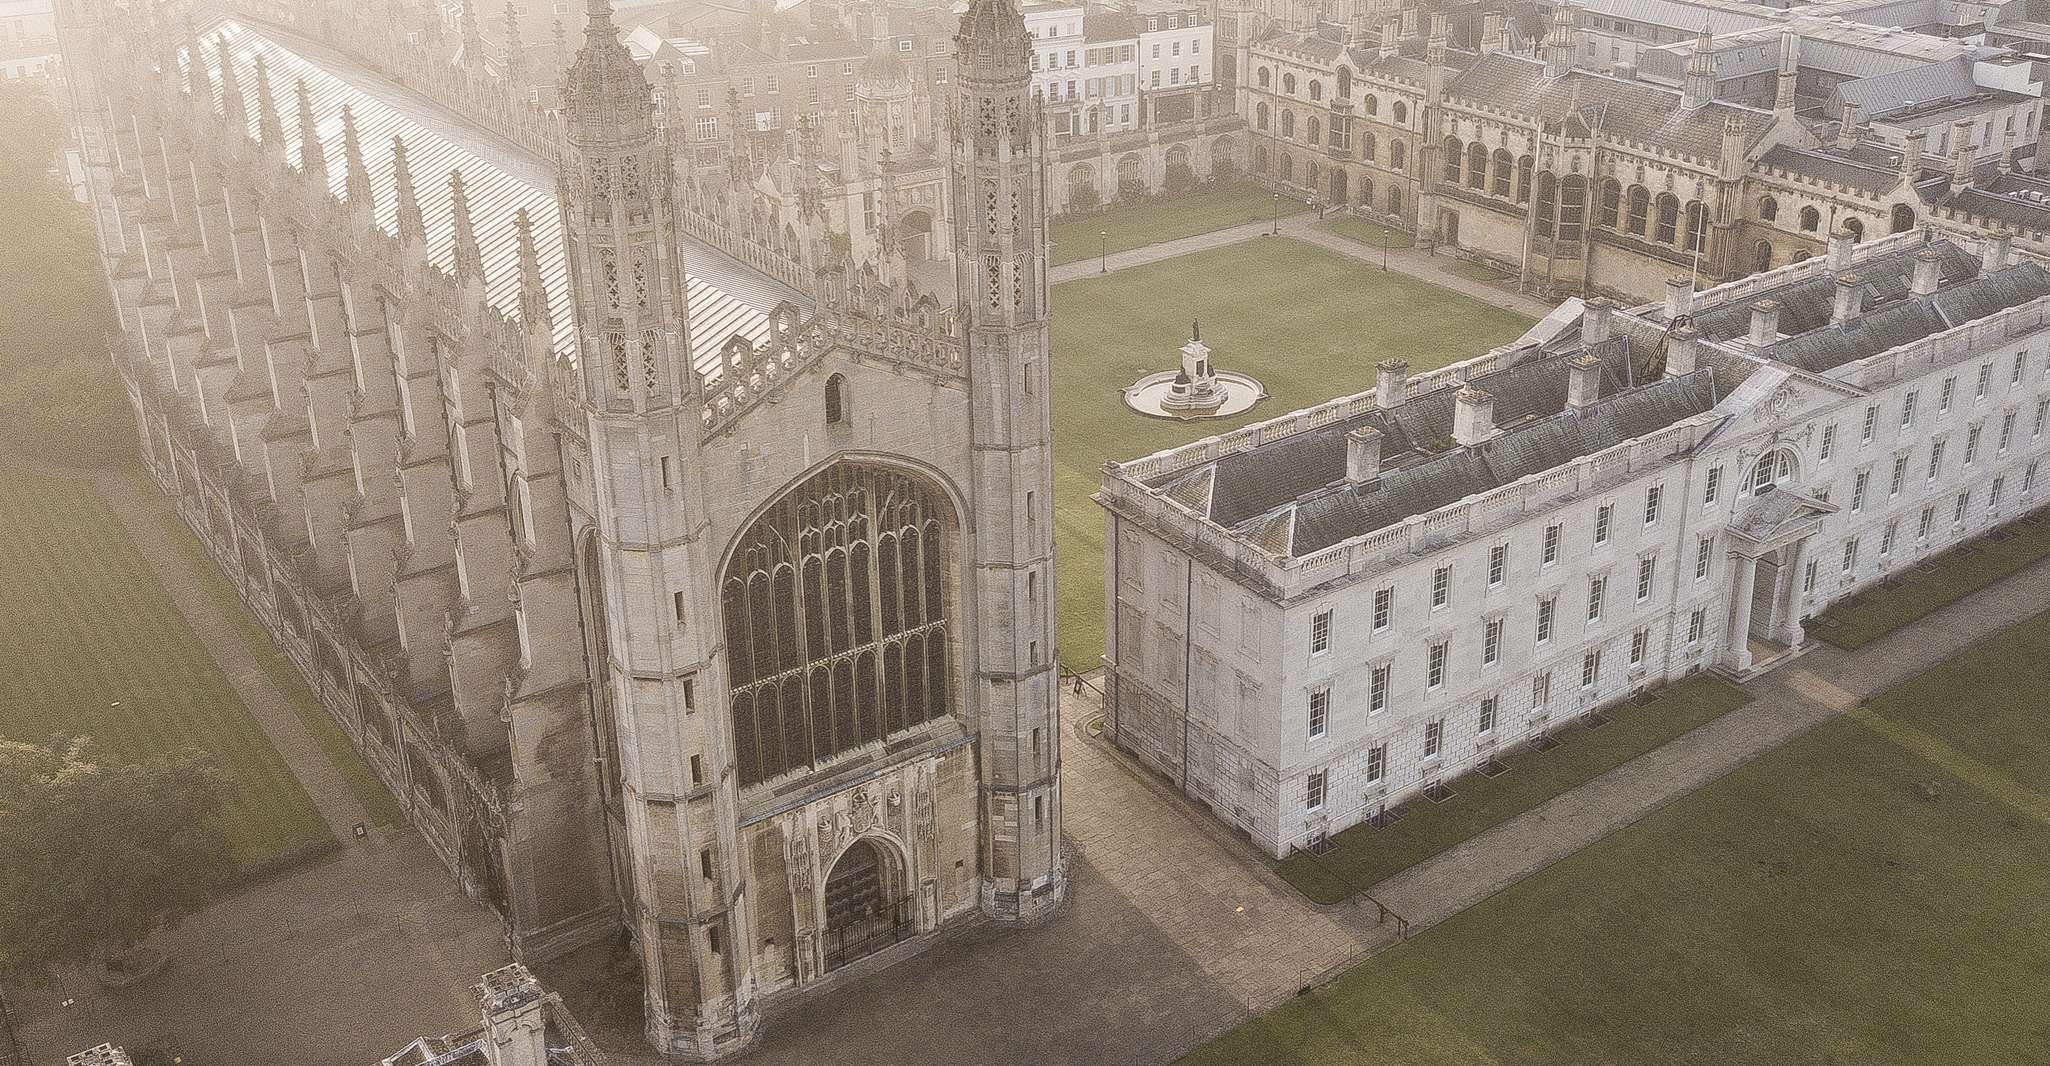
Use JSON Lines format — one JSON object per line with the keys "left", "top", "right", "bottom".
{"left": 1099, "top": 227, "right": 2050, "bottom": 857}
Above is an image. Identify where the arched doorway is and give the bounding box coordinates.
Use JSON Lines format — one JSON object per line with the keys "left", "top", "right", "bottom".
{"left": 1753, "top": 240, "right": 1773, "bottom": 273}
{"left": 899, "top": 210, "right": 934, "bottom": 261}
{"left": 823, "top": 837, "right": 913, "bottom": 969}
{"left": 1329, "top": 167, "right": 1347, "bottom": 203}
{"left": 1442, "top": 208, "right": 1460, "bottom": 245}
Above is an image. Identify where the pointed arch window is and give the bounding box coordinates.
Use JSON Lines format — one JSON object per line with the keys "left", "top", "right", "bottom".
{"left": 826, "top": 373, "right": 849, "bottom": 424}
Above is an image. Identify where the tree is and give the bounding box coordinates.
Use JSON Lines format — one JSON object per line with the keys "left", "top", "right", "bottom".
{"left": 0, "top": 737, "right": 234, "bottom": 984}
{"left": 0, "top": 81, "right": 126, "bottom": 466}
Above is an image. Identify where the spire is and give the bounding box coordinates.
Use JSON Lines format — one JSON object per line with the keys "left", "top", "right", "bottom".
{"left": 1545, "top": 4, "right": 1576, "bottom": 78}
{"left": 215, "top": 34, "right": 246, "bottom": 134}
{"left": 563, "top": 0, "right": 654, "bottom": 144}
{"left": 392, "top": 135, "right": 426, "bottom": 247}
{"left": 1682, "top": 21, "right": 1716, "bottom": 109}
{"left": 461, "top": 0, "right": 484, "bottom": 75}
{"left": 452, "top": 169, "right": 486, "bottom": 282}
{"left": 503, "top": 2, "right": 525, "bottom": 85}
{"left": 296, "top": 78, "right": 328, "bottom": 189}
{"left": 254, "top": 54, "right": 284, "bottom": 150}
{"left": 1773, "top": 31, "right": 1798, "bottom": 115}
{"left": 339, "top": 104, "right": 373, "bottom": 222}
{"left": 513, "top": 206, "right": 546, "bottom": 325}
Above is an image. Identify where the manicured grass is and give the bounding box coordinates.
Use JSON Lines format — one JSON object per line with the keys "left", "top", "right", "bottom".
{"left": 1444, "top": 259, "right": 1512, "bottom": 284}
{"left": 1180, "top": 613, "right": 2050, "bottom": 1066}
{"left": 113, "top": 469, "right": 408, "bottom": 831}
{"left": 1050, "top": 183, "right": 1309, "bottom": 267}
{"left": 1277, "top": 675, "right": 1750, "bottom": 904}
{"left": 1812, "top": 514, "right": 2050, "bottom": 650}
{"left": 1322, "top": 216, "right": 1415, "bottom": 252}
{"left": 1050, "top": 237, "right": 1534, "bottom": 668}
{"left": 0, "top": 465, "right": 334, "bottom": 871}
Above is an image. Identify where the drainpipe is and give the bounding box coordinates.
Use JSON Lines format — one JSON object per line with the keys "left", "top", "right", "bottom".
{"left": 1110, "top": 512, "right": 1122, "bottom": 748}
{"left": 1182, "top": 550, "right": 1195, "bottom": 797}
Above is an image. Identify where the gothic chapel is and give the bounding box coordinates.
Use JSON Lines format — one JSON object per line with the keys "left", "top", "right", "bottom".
{"left": 60, "top": 0, "right": 1064, "bottom": 1053}
{"left": 556, "top": 0, "right": 1064, "bottom": 1052}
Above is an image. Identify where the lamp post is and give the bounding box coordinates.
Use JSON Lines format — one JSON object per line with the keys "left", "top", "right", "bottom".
{"left": 1100, "top": 229, "right": 1108, "bottom": 274}
{"left": 1381, "top": 223, "right": 1390, "bottom": 272}
{"left": 1272, "top": 191, "right": 1281, "bottom": 235}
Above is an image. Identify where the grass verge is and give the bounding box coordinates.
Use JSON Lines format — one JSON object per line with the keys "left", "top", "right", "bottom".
{"left": 1811, "top": 513, "right": 2050, "bottom": 650}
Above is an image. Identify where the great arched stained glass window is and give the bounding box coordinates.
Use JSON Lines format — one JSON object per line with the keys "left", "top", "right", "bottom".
{"left": 722, "top": 462, "right": 957, "bottom": 787}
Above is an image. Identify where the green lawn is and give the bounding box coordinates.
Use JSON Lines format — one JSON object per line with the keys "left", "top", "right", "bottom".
{"left": 0, "top": 465, "right": 396, "bottom": 874}
{"left": 1277, "top": 675, "right": 1750, "bottom": 904}
{"left": 1181, "top": 613, "right": 2050, "bottom": 1066}
{"left": 1051, "top": 183, "right": 1310, "bottom": 267}
{"left": 1812, "top": 514, "right": 2050, "bottom": 650}
{"left": 1049, "top": 237, "right": 1534, "bottom": 668}
{"left": 1322, "top": 216, "right": 1416, "bottom": 252}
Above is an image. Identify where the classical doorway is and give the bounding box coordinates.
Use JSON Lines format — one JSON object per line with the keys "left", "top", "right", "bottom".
{"left": 1749, "top": 549, "right": 1783, "bottom": 645}
{"left": 1441, "top": 208, "right": 1460, "bottom": 246}
{"left": 822, "top": 838, "right": 912, "bottom": 970}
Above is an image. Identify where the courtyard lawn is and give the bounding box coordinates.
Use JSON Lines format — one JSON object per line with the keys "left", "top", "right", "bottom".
{"left": 0, "top": 465, "right": 373, "bottom": 874}
{"left": 1321, "top": 215, "right": 1416, "bottom": 252}
{"left": 1276, "top": 675, "right": 1749, "bottom": 904}
{"left": 1050, "top": 237, "right": 1534, "bottom": 669}
{"left": 1811, "top": 514, "right": 2050, "bottom": 650}
{"left": 1179, "top": 613, "right": 2050, "bottom": 1066}
{"left": 1050, "top": 183, "right": 1309, "bottom": 267}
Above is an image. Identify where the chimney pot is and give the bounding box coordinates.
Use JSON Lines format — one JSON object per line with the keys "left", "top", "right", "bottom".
{"left": 1664, "top": 275, "right": 1695, "bottom": 319}
{"left": 1832, "top": 272, "right": 1865, "bottom": 326}
{"left": 1567, "top": 352, "right": 1602, "bottom": 410}
{"left": 1911, "top": 249, "right": 1944, "bottom": 295}
{"left": 1346, "top": 425, "right": 1384, "bottom": 483}
{"left": 1748, "top": 299, "right": 1781, "bottom": 348}
{"left": 1981, "top": 232, "right": 2013, "bottom": 273}
{"left": 1454, "top": 387, "right": 1498, "bottom": 447}
{"left": 1375, "top": 358, "right": 1410, "bottom": 410}
{"left": 1827, "top": 228, "right": 1856, "bottom": 271}
{"left": 1665, "top": 325, "right": 1700, "bottom": 378}
{"left": 1582, "top": 297, "right": 1614, "bottom": 345}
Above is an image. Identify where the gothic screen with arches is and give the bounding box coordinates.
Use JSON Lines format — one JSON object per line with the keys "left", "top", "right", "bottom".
{"left": 722, "top": 461, "right": 958, "bottom": 787}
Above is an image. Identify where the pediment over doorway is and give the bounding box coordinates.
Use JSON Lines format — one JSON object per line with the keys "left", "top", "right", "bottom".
{"left": 1728, "top": 485, "right": 1836, "bottom": 551}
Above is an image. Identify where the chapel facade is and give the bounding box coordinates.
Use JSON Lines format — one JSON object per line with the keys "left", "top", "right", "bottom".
{"left": 57, "top": 0, "right": 1064, "bottom": 1056}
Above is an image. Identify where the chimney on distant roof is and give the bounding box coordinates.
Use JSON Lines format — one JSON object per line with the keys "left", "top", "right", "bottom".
{"left": 1545, "top": 4, "right": 1576, "bottom": 78}
{"left": 1346, "top": 425, "right": 1384, "bottom": 484}
{"left": 1828, "top": 228, "right": 1857, "bottom": 271}
{"left": 1664, "top": 275, "right": 1695, "bottom": 320}
{"left": 1480, "top": 12, "right": 1505, "bottom": 55}
{"left": 1982, "top": 231, "right": 2013, "bottom": 272}
{"left": 1454, "top": 387, "right": 1499, "bottom": 446}
{"left": 1375, "top": 358, "right": 1410, "bottom": 409}
{"left": 1832, "top": 272, "right": 1865, "bottom": 327}
{"left": 1665, "top": 325, "right": 1700, "bottom": 378}
{"left": 1902, "top": 127, "right": 1925, "bottom": 178}
{"left": 1380, "top": 18, "right": 1399, "bottom": 59}
{"left": 1835, "top": 102, "right": 1859, "bottom": 149}
{"left": 1567, "top": 352, "right": 1602, "bottom": 410}
{"left": 1427, "top": 12, "right": 1448, "bottom": 65}
{"left": 1400, "top": 7, "right": 1418, "bottom": 39}
{"left": 1952, "top": 119, "right": 1977, "bottom": 186}
{"left": 1911, "top": 248, "right": 1944, "bottom": 295}
{"left": 1773, "top": 31, "right": 1798, "bottom": 116}
{"left": 479, "top": 965, "right": 549, "bottom": 1066}
{"left": 1582, "top": 297, "right": 1614, "bottom": 345}
{"left": 1748, "top": 299, "right": 1781, "bottom": 347}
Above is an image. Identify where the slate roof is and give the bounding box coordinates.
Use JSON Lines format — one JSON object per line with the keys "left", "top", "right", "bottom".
{"left": 193, "top": 16, "right": 809, "bottom": 380}
{"left": 1829, "top": 57, "right": 1979, "bottom": 119}
{"left": 1759, "top": 145, "right": 1903, "bottom": 193}
{"left": 1446, "top": 55, "right": 1773, "bottom": 159}
{"left": 1148, "top": 339, "right": 1725, "bottom": 555}
{"left": 1688, "top": 237, "right": 2050, "bottom": 376}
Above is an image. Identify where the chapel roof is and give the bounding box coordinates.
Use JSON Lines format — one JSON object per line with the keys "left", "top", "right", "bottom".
{"left": 1445, "top": 55, "right": 1774, "bottom": 160}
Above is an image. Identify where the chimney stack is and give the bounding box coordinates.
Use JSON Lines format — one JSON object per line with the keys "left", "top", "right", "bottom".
{"left": 1835, "top": 103, "right": 1858, "bottom": 149}
{"left": 1380, "top": 18, "right": 1399, "bottom": 59}
{"left": 1748, "top": 299, "right": 1781, "bottom": 347}
{"left": 1981, "top": 232, "right": 2013, "bottom": 273}
{"left": 1480, "top": 12, "right": 1506, "bottom": 54}
{"left": 1375, "top": 358, "right": 1409, "bottom": 410}
{"left": 1664, "top": 275, "right": 1695, "bottom": 320}
{"left": 1346, "top": 425, "right": 1384, "bottom": 484}
{"left": 1827, "top": 228, "right": 1856, "bottom": 271}
{"left": 1901, "top": 128, "right": 1924, "bottom": 177}
{"left": 1952, "top": 119, "right": 1977, "bottom": 185}
{"left": 1400, "top": 7, "right": 1418, "bottom": 38}
{"left": 1832, "top": 272, "right": 1865, "bottom": 326}
{"left": 1911, "top": 248, "right": 1944, "bottom": 295}
{"left": 1665, "top": 325, "right": 1700, "bottom": 378}
{"left": 1454, "top": 387, "right": 1498, "bottom": 446}
{"left": 479, "top": 965, "right": 549, "bottom": 1066}
{"left": 1567, "top": 352, "right": 1602, "bottom": 410}
{"left": 1583, "top": 297, "right": 1614, "bottom": 345}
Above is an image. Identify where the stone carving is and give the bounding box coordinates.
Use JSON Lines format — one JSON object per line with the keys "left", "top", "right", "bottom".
{"left": 849, "top": 787, "right": 879, "bottom": 834}
{"left": 816, "top": 810, "right": 836, "bottom": 856}
{"left": 914, "top": 782, "right": 936, "bottom": 843}
{"left": 789, "top": 827, "right": 814, "bottom": 901}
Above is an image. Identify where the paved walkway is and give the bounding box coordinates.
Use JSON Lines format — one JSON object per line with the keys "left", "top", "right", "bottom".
{"left": 8, "top": 471, "right": 509, "bottom": 1065}
{"left": 702, "top": 555, "right": 2050, "bottom": 1066}
{"left": 1048, "top": 214, "right": 1557, "bottom": 321}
